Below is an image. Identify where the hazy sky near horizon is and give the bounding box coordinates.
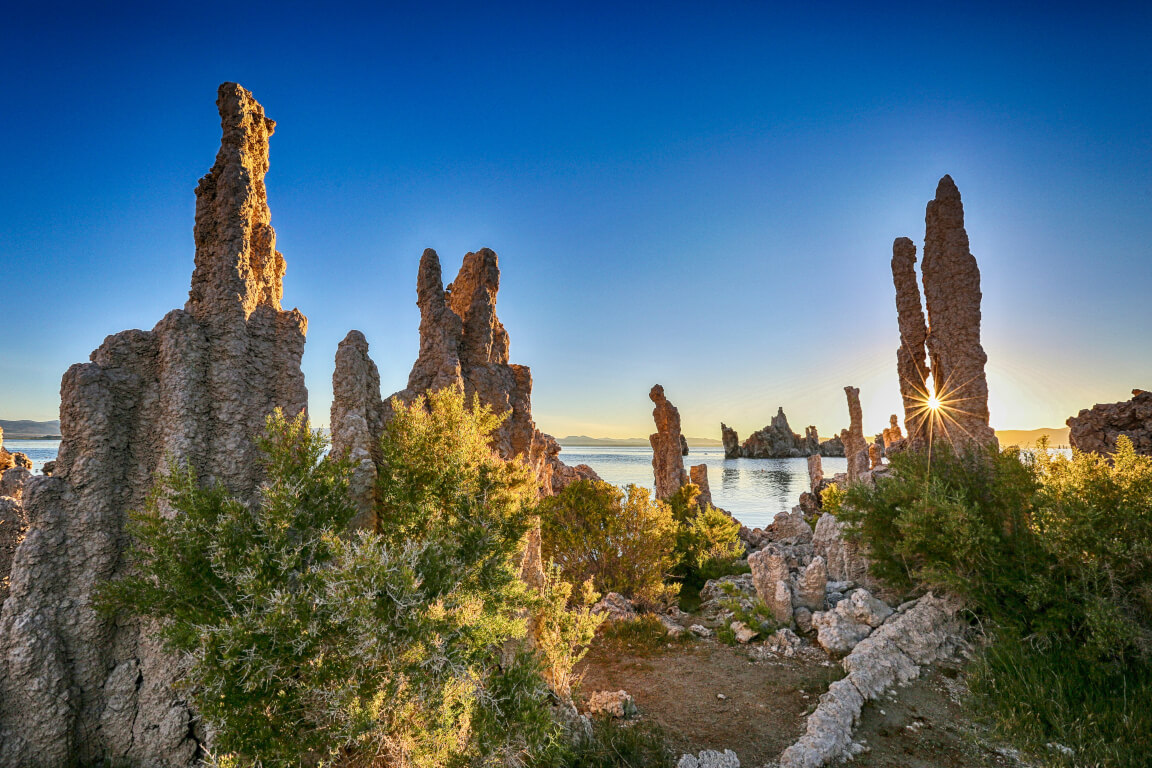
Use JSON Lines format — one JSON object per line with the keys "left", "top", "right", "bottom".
{"left": 2, "top": 2, "right": 1150, "bottom": 441}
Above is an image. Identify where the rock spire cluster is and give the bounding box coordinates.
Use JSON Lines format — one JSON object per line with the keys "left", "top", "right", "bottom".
{"left": 721, "top": 410, "right": 845, "bottom": 459}
{"left": 0, "top": 84, "right": 308, "bottom": 766}
{"left": 329, "top": 248, "right": 597, "bottom": 523}
{"left": 891, "top": 176, "right": 996, "bottom": 450}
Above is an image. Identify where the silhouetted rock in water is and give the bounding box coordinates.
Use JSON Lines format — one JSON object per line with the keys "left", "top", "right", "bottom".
{"left": 842, "top": 387, "right": 869, "bottom": 482}
{"left": 0, "top": 83, "right": 308, "bottom": 766}
{"left": 819, "top": 434, "right": 845, "bottom": 457}
{"left": 330, "top": 250, "right": 598, "bottom": 510}
{"left": 891, "top": 178, "right": 997, "bottom": 450}
{"left": 690, "top": 463, "right": 713, "bottom": 509}
{"left": 723, "top": 415, "right": 837, "bottom": 459}
{"left": 742, "top": 407, "right": 805, "bottom": 458}
{"left": 721, "top": 422, "right": 741, "bottom": 458}
{"left": 1067, "top": 389, "right": 1152, "bottom": 456}
{"left": 650, "top": 385, "right": 688, "bottom": 499}
{"left": 680, "top": 434, "right": 689, "bottom": 456}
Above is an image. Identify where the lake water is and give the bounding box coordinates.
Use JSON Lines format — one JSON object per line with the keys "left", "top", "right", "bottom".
{"left": 4, "top": 440, "right": 61, "bottom": 475}
{"left": 558, "top": 446, "right": 845, "bottom": 529}
{"left": 7, "top": 440, "right": 831, "bottom": 530}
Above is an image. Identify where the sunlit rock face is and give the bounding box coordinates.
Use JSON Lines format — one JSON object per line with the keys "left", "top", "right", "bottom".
{"left": 330, "top": 248, "right": 597, "bottom": 515}
{"left": 842, "top": 387, "right": 869, "bottom": 482}
{"left": 0, "top": 83, "right": 308, "bottom": 767}
{"left": 891, "top": 176, "right": 996, "bottom": 450}
{"left": 721, "top": 422, "right": 741, "bottom": 458}
{"left": 649, "top": 384, "right": 689, "bottom": 499}
{"left": 1067, "top": 389, "right": 1152, "bottom": 456}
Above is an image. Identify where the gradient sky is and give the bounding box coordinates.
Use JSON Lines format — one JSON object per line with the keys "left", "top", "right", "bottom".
{"left": 2, "top": 1, "right": 1150, "bottom": 441}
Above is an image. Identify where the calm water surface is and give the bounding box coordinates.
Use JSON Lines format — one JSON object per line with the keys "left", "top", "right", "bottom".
{"left": 558, "top": 446, "right": 845, "bottom": 529}
{"left": 4, "top": 440, "right": 61, "bottom": 475}
{"left": 10, "top": 440, "right": 832, "bottom": 530}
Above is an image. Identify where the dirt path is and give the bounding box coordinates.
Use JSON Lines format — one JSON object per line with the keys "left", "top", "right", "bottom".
{"left": 577, "top": 638, "right": 842, "bottom": 766}
{"left": 578, "top": 637, "right": 1027, "bottom": 768}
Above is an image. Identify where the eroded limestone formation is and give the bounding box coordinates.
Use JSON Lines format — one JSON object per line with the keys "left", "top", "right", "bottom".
{"left": 892, "top": 177, "right": 996, "bottom": 451}
{"left": 842, "top": 387, "right": 869, "bottom": 482}
{"left": 1067, "top": 389, "right": 1152, "bottom": 456}
{"left": 721, "top": 423, "right": 740, "bottom": 459}
{"left": 329, "top": 249, "right": 597, "bottom": 517}
{"left": 0, "top": 83, "right": 308, "bottom": 766}
{"left": 881, "top": 415, "right": 904, "bottom": 454}
{"left": 690, "top": 464, "right": 713, "bottom": 509}
{"left": 650, "top": 385, "right": 689, "bottom": 499}
{"left": 721, "top": 411, "right": 843, "bottom": 459}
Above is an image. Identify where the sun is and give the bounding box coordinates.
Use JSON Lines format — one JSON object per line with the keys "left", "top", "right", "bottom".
{"left": 926, "top": 393, "right": 942, "bottom": 411}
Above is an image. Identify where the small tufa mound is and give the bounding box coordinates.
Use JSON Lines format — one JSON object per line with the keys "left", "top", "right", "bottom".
{"left": 1067, "top": 389, "right": 1152, "bottom": 456}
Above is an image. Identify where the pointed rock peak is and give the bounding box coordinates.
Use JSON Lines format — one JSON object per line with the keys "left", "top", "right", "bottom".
{"left": 936, "top": 174, "right": 959, "bottom": 199}
{"left": 188, "top": 82, "right": 285, "bottom": 322}
{"left": 417, "top": 248, "right": 446, "bottom": 304}
{"left": 449, "top": 247, "right": 508, "bottom": 365}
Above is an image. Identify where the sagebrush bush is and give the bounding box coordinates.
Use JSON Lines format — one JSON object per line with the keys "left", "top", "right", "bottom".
{"left": 534, "top": 562, "right": 604, "bottom": 700}
{"left": 837, "top": 436, "right": 1152, "bottom": 766}
{"left": 101, "top": 398, "right": 559, "bottom": 767}
{"left": 538, "top": 480, "right": 679, "bottom": 608}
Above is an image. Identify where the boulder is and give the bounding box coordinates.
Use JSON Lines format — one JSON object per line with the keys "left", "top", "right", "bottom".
{"left": 678, "top": 749, "right": 740, "bottom": 768}
{"left": 730, "top": 621, "right": 759, "bottom": 644}
{"left": 796, "top": 556, "right": 827, "bottom": 612}
{"left": 813, "top": 513, "right": 872, "bottom": 587}
{"left": 690, "top": 463, "right": 713, "bottom": 509}
{"left": 591, "top": 592, "right": 637, "bottom": 623}
{"left": 584, "top": 690, "right": 637, "bottom": 719}
{"left": 0, "top": 496, "right": 28, "bottom": 602}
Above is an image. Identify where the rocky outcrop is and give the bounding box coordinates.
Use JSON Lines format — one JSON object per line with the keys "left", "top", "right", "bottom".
{"left": 329, "top": 249, "right": 597, "bottom": 513}
{"left": 813, "top": 512, "right": 873, "bottom": 588}
{"left": 678, "top": 749, "right": 740, "bottom": 768}
{"left": 807, "top": 455, "right": 824, "bottom": 493}
{"left": 0, "top": 83, "right": 309, "bottom": 767}
{"left": 1067, "top": 389, "right": 1152, "bottom": 456}
{"left": 891, "top": 177, "right": 997, "bottom": 451}
{"left": 818, "top": 435, "right": 845, "bottom": 457}
{"left": 721, "top": 422, "right": 740, "bottom": 459}
{"left": 690, "top": 464, "right": 713, "bottom": 509}
{"left": 741, "top": 407, "right": 805, "bottom": 458}
{"left": 722, "top": 410, "right": 842, "bottom": 459}
{"left": 749, "top": 545, "right": 792, "bottom": 623}
{"left": 650, "top": 385, "right": 688, "bottom": 499}
{"left": 868, "top": 442, "right": 882, "bottom": 470}
{"left": 842, "top": 387, "right": 868, "bottom": 482}
{"left": 779, "top": 593, "right": 966, "bottom": 768}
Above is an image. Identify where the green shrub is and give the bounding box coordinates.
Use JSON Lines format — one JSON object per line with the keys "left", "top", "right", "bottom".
{"left": 538, "top": 480, "right": 679, "bottom": 608}
{"left": 596, "top": 613, "right": 681, "bottom": 655}
{"left": 837, "top": 436, "right": 1152, "bottom": 766}
{"left": 665, "top": 483, "right": 745, "bottom": 589}
{"left": 534, "top": 562, "right": 604, "bottom": 700}
{"left": 101, "top": 400, "right": 556, "bottom": 768}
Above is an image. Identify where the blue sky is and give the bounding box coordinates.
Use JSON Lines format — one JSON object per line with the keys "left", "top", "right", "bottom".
{"left": 2, "top": 1, "right": 1150, "bottom": 439}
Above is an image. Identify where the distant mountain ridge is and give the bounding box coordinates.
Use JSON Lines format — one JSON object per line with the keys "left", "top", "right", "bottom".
{"left": 994, "top": 427, "right": 1070, "bottom": 448}
{"left": 0, "top": 419, "right": 62, "bottom": 439}
{"left": 559, "top": 435, "right": 723, "bottom": 447}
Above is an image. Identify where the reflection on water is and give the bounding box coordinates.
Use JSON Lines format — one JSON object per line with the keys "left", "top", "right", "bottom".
{"left": 558, "top": 446, "right": 846, "bottom": 529}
